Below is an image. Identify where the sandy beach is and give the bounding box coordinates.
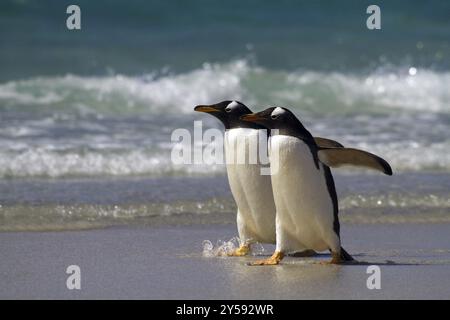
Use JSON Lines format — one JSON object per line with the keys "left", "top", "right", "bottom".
{"left": 1, "top": 222, "right": 449, "bottom": 299}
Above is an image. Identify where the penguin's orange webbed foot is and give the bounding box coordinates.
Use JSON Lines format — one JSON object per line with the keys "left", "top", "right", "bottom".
{"left": 227, "top": 244, "right": 250, "bottom": 257}
{"left": 248, "top": 251, "right": 284, "bottom": 266}
{"left": 317, "top": 251, "right": 343, "bottom": 265}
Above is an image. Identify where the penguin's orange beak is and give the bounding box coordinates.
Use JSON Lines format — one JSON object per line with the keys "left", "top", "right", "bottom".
{"left": 240, "top": 113, "right": 266, "bottom": 122}
{"left": 194, "top": 105, "right": 220, "bottom": 113}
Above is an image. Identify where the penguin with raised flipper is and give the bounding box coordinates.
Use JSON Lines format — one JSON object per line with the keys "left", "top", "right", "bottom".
{"left": 241, "top": 106, "right": 392, "bottom": 265}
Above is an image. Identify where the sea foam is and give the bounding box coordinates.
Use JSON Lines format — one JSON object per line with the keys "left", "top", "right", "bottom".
{"left": 0, "top": 60, "right": 449, "bottom": 178}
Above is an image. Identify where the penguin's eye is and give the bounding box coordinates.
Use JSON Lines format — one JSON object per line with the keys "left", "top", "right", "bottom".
{"left": 271, "top": 114, "right": 279, "bottom": 120}
{"left": 225, "top": 107, "right": 232, "bottom": 113}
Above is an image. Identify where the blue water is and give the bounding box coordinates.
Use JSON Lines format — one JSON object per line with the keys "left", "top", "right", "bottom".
{"left": 1, "top": 0, "right": 449, "bottom": 80}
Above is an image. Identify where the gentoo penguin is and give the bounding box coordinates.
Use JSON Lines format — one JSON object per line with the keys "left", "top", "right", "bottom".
{"left": 194, "top": 101, "right": 345, "bottom": 256}
{"left": 241, "top": 107, "right": 392, "bottom": 265}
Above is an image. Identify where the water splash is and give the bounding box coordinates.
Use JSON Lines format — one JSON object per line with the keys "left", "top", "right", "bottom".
{"left": 202, "top": 237, "right": 240, "bottom": 257}
{"left": 202, "top": 237, "right": 267, "bottom": 257}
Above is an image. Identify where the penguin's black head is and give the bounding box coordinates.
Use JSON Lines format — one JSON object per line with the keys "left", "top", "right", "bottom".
{"left": 240, "top": 107, "right": 300, "bottom": 129}
{"left": 194, "top": 101, "right": 264, "bottom": 129}
{"left": 240, "top": 107, "right": 314, "bottom": 142}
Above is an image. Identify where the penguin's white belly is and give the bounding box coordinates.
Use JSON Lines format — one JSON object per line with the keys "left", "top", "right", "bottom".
{"left": 270, "top": 135, "right": 338, "bottom": 253}
{"left": 225, "top": 129, "right": 276, "bottom": 244}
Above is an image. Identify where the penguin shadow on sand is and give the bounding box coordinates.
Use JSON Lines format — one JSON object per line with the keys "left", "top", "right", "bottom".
{"left": 243, "top": 249, "right": 428, "bottom": 266}
{"left": 199, "top": 238, "right": 431, "bottom": 266}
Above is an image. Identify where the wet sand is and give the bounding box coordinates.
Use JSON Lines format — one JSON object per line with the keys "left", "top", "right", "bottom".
{"left": 0, "top": 223, "right": 449, "bottom": 299}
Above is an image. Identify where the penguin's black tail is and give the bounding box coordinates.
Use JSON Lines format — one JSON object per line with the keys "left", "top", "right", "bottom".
{"left": 340, "top": 247, "right": 354, "bottom": 261}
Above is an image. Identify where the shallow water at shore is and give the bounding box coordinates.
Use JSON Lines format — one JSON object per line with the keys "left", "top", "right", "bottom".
{"left": 0, "top": 172, "right": 448, "bottom": 231}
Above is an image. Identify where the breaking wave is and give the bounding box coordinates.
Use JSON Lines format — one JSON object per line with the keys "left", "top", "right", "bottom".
{"left": 0, "top": 60, "right": 449, "bottom": 178}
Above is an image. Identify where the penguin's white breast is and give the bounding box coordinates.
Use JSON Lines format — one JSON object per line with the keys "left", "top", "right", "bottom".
{"left": 224, "top": 128, "right": 276, "bottom": 242}
{"left": 269, "top": 135, "right": 334, "bottom": 251}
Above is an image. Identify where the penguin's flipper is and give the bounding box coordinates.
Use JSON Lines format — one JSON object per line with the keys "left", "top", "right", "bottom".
{"left": 318, "top": 148, "right": 393, "bottom": 175}
{"left": 313, "top": 137, "right": 344, "bottom": 148}
{"left": 247, "top": 251, "right": 284, "bottom": 266}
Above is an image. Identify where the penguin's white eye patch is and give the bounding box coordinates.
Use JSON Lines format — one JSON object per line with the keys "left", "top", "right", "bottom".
{"left": 271, "top": 107, "right": 285, "bottom": 119}
{"left": 226, "top": 101, "right": 239, "bottom": 112}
